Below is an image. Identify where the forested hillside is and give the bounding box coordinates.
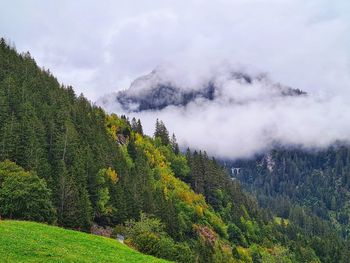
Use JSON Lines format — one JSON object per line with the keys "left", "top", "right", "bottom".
{"left": 228, "top": 146, "right": 350, "bottom": 239}
{"left": 0, "top": 38, "right": 349, "bottom": 262}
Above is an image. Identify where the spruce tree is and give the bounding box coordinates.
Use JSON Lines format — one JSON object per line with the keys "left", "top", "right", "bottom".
{"left": 136, "top": 119, "right": 143, "bottom": 135}
{"left": 154, "top": 119, "right": 170, "bottom": 145}
{"left": 171, "top": 133, "right": 180, "bottom": 154}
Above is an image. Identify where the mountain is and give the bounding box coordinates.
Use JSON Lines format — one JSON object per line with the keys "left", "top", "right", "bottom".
{"left": 1, "top": 38, "right": 349, "bottom": 262}
{"left": 99, "top": 66, "right": 306, "bottom": 112}
{"left": 102, "top": 63, "right": 350, "bottom": 245}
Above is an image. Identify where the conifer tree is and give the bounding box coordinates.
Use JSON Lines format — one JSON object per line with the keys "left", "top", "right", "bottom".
{"left": 154, "top": 119, "right": 170, "bottom": 145}
{"left": 131, "top": 117, "right": 138, "bottom": 132}
{"left": 136, "top": 119, "right": 143, "bottom": 135}
{"left": 171, "top": 133, "right": 180, "bottom": 154}
{"left": 131, "top": 118, "right": 143, "bottom": 135}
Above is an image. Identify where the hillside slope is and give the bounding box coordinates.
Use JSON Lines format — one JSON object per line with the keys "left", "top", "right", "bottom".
{"left": 227, "top": 146, "right": 350, "bottom": 238}
{"left": 0, "top": 220, "right": 169, "bottom": 263}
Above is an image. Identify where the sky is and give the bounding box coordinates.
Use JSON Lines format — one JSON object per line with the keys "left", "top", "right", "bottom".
{"left": 1, "top": 0, "right": 350, "bottom": 159}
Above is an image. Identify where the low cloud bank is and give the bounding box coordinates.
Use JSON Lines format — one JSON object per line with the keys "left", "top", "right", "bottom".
{"left": 99, "top": 65, "right": 350, "bottom": 160}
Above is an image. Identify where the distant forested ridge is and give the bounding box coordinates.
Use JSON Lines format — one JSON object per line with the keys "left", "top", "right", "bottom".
{"left": 0, "top": 38, "right": 349, "bottom": 262}
{"left": 227, "top": 146, "right": 350, "bottom": 239}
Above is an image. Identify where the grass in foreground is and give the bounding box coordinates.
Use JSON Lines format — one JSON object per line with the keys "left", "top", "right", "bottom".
{"left": 0, "top": 220, "right": 170, "bottom": 263}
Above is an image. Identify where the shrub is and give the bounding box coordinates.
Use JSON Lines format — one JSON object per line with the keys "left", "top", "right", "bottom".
{"left": 0, "top": 160, "right": 56, "bottom": 223}
{"left": 124, "top": 213, "right": 194, "bottom": 262}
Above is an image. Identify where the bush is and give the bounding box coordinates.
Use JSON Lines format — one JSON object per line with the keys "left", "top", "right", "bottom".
{"left": 124, "top": 213, "right": 194, "bottom": 262}
{"left": 0, "top": 160, "right": 56, "bottom": 223}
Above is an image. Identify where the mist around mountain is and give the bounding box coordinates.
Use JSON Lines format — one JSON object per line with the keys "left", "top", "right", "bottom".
{"left": 99, "top": 63, "right": 350, "bottom": 160}
{"left": 3, "top": 38, "right": 350, "bottom": 262}
{"left": 99, "top": 66, "right": 305, "bottom": 112}
{"left": 97, "top": 62, "right": 350, "bottom": 260}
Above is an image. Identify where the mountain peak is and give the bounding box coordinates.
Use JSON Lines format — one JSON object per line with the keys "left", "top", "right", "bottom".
{"left": 99, "top": 66, "right": 306, "bottom": 112}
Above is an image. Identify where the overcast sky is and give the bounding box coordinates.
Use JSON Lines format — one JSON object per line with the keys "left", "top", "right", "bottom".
{"left": 1, "top": 0, "right": 350, "bottom": 100}
{"left": 2, "top": 1, "right": 350, "bottom": 159}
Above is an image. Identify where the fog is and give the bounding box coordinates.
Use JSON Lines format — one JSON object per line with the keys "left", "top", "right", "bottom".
{"left": 101, "top": 65, "right": 350, "bottom": 159}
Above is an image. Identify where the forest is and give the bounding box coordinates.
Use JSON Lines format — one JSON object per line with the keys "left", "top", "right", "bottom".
{"left": 228, "top": 146, "right": 350, "bottom": 239}
{"left": 0, "top": 38, "right": 350, "bottom": 262}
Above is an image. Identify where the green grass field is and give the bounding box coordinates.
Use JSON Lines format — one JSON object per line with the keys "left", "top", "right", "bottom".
{"left": 0, "top": 220, "right": 170, "bottom": 263}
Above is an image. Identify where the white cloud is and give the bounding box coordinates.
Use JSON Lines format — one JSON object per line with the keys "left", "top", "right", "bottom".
{"left": 121, "top": 87, "right": 350, "bottom": 159}
{"left": 1, "top": 0, "right": 349, "bottom": 98}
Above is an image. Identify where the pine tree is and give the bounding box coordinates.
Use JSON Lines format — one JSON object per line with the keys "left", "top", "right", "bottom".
{"left": 131, "top": 117, "right": 138, "bottom": 132}
{"left": 171, "top": 133, "right": 180, "bottom": 154}
{"left": 154, "top": 119, "right": 161, "bottom": 138}
{"left": 136, "top": 119, "right": 143, "bottom": 135}
{"left": 129, "top": 117, "right": 144, "bottom": 135}
{"left": 154, "top": 119, "right": 170, "bottom": 145}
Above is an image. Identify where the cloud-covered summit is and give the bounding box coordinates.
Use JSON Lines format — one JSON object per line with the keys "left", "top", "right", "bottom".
{"left": 99, "top": 65, "right": 306, "bottom": 113}
{"left": 98, "top": 64, "right": 350, "bottom": 160}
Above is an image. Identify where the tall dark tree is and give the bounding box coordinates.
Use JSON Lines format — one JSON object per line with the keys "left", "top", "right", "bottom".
{"left": 136, "top": 119, "right": 143, "bottom": 135}
{"left": 131, "top": 117, "right": 143, "bottom": 135}
{"left": 154, "top": 119, "right": 170, "bottom": 145}
{"left": 171, "top": 133, "right": 180, "bottom": 154}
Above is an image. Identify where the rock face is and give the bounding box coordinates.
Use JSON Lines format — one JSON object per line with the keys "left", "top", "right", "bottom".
{"left": 99, "top": 67, "right": 306, "bottom": 112}
{"left": 117, "top": 80, "right": 216, "bottom": 112}
{"left": 90, "top": 224, "right": 113, "bottom": 237}
{"left": 113, "top": 69, "right": 217, "bottom": 112}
